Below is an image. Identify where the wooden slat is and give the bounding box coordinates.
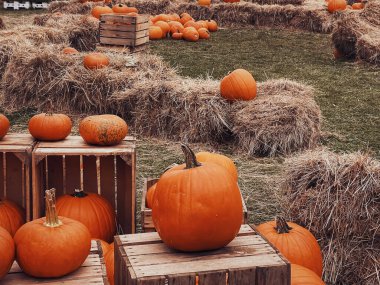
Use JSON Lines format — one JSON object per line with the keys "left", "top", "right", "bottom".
{"left": 138, "top": 276, "right": 166, "bottom": 285}
{"left": 100, "top": 29, "right": 149, "bottom": 39}
{"left": 229, "top": 267, "right": 256, "bottom": 285}
{"left": 255, "top": 264, "right": 289, "bottom": 285}
{"left": 36, "top": 136, "right": 135, "bottom": 149}
{"left": 34, "top": 147, "right": 135, "bottom": 155}
{"left": 100, "top": 36, "right": 149, "bottom": 47}
{"left": 100, "top": 14, "right": 149, "bottom": 24}
{"left": 167, "top": 273, "right": 196, "bottom": 285}
{"left": 0, "top": 133, "right": 35, "bottom": 146}
{"left": 198, "top": 270, "right": 226, "bottom": 284}
{"left": 100, "top": 22, "right": 150, "bottom": 32}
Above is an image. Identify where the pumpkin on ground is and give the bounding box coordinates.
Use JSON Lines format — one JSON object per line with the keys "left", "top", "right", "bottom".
{"left": 105, "top": 243, "right": 114, "bottom": 285}
{"left": 172, "top": 32, "right": 183, "bottom": 40}
{"left": 352, "top": 2, "right": 363, "bottom": 9}
{"left": 198, "top": 0, "right": 211, "bottom": 6}
{"left": 0, "top": 226, "right": 14, "bottom": 279}
{"left": 79, "top": 114, "right": 128, "bottom": 146}
{"left": 14, "top": 189, "right": 91, "bottom": 278}
{"left": 206, "top": 20, "right": 218, "bottom": 32}
{"left": 183, "top": 27, "right": 199, "bottom": 42}
{"left": 256, "top": 216, "right": 323, "bottom": 276}
{"left": 83, "top": 52, "right": 110, "bottom": 69}
{"left": 152, "top": 144, "right": 242, "bottom": 252}
{"left": 180, "top": 13, "right": 193, "bottom": 25}
{"left": 198, "top": 28, "right": 210, "bottom": 39}
{"left": 0, "top": 114, "right": 10, "bottom": 140}
{"left": 197, "top": 20, "right": 209, "bottom": 29}
{"left": 28, "top": 113, "right": 72, "bottom": 141}
{"left": 291, "top": 264, "right": 325, "bottom": 285}
{"left": 146, "top": 183, "right": 157, "bottom": 208}
{"left": 149, "top": 26, "right": 163, "bottom": 40}
{"left": 91, "top": 6, "right": 113, "bottom": 19}
{"left": 196, "top": 152, "right": 238, "bottom": 182}
{"left": 327, "top": 0, "right": 347, "bottom": 12}
{"left": 220, "top": 69, "right": 257, "bottom": 101}
{"left": 56, "top": 189, "right": 116, "bottom": 242}
{"left": 0, "top": 199, "right": 25, "bottom": 237}
{"left": 155, "top": 21, "right": 170, "bottom": 37}
{"left": 169, "top": 13, "right": 180, "bottom": 22}
{"left": 62, "top": 47, "right": 79, "bottom": 55}
{"left": 184, "top": 20, "right": 203, "bottom": 30}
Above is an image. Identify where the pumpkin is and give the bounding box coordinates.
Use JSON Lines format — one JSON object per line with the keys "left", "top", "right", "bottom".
{"left": 182, "top": 27, "right": 199, "bottom": 42}
{"left": 180, "top": 13, "right": 193, "bottom": 25}
{"left": 172, "top": 32, "right": 183, "bottom": 40}
{"left": 152, "top": 144, "right": 242, "bottom": 252}
{"left": 184, "top": 20, "right": 203, "bottom": 30}
{"left": 220, "top": 69, "right": 257, "bottom": 101}
{"left": 197, "top": 20, "right": 209, "bottom": 29}
{"left": 149, "top": 26, "right": 163, "bottom": 40}
{"left": 352, "top": 2, "right": 363, "bottom": 9}
{"left": 91, "top": 6, "right": 113, "bottom": 19}
{"left": 28, "top": 113, "right": 72, "bottom": 141}
{"left": 327, "top": 0, "right": 347, "bottom": 12}
{"left": 333, "top": 48, "right": 342, "bottom": 59}
{"left": 169, "top": 22, "right": 184, "bottom": 34}
{"left": 127, "top": 12, "right": 138, "bottom": 16}
{"left": 125, "top": 7, "right": 138, "bottom": 13}
{"left": 0, "top": 226, "right": 14, "bottom": 279}
{"left": 56, "top": 189, "right": 116, "bottom": 242}
{"left": 0, "top": 199, "right": 25, "bottom": 237}
{"left": 196, "top": 152, "right": 238, "bottom": 182}
{"left": 206, "top": 20, "right": 218, "bottom": 32}
{"left": 198, "top": 28, "right": 210, "bottom": 39}
{"left": 62, "top": 47, "right": 79, "bottom": 54}
{"left": 169, "top": 13, "right": 181, "bottom": 22}
{"left": 291, "top": 264, "right": 325, "bottom": 285}
{"left": 146, "top": 183, "right": 157, "bottom": 208}
{"left": 14, "top": 189, "right": 91, "bottom": 278}
{"left": 0, "top": 114, "right": 10, "bottom": 140}
{"left": 154, "top": 14, "right": 170, "bottom": 22}
{"left": 105, "top": 243, "right": 115, "bottom": 285}
{"left": 79, "top": 114, "right": 128, "bottom": 146}
{"left": 83, "top": 52, "right": 110, "bottom": 69}
{"left": 256, "top": 216, "right": 323, "bottom": 276}
{"left": 112, "top": 4, "right": 129, "bottom": 13}
{"left": 198, "top": 0, "right": 211, "bottom": 6}
{"left": 155, "top": 21, "right": 170, "bottom": 37}
{"left": 93, "top": 239, "right": 111, "bottom": 256}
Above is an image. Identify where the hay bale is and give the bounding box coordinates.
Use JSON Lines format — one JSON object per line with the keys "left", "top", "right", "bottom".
{"left": 0, "top": 18, "right": 5, "bottom": 30}
{"left": 124, "top": 0, "right": 175, "bottom": 15}
{"left": 356, "top": 30, "right": 380, "bottom": 65}
{"left": 251, "top": 0, "right": 304, "bottom": 5}
{"left": 231, "top": 80, "right": 320, "bottom": 157}
{"left": 281, "top": 150, "right": 380, "bottom": 284}
{"left": 48, "top": 0, "right": 99, "bottom": 14}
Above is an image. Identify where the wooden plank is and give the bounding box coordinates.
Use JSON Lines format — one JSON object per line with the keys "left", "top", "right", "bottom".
{"left": 100, "top": 29, "right": 149, "bottom": 39}
{"left": 198, "top": 270, "right": 226, "bottom": 284}
{"left": 229, "top": 267, "right": 256, "bottom": 285}
{"left": 100, "top": 14, "right": 149, "bottom": 24}
{"left": 34, "top": 147, "right": 135, "bottom": 155}
{"left": 100, "top": 36, "right": 149, "bottom": 47}
{"left": 137, "top": 276, "right": 166, "bottom": 285}
{"left": 100, "top": 22, "right": 150, "bottom": 32}
{"left": 167, "top": 273, "right": 196, "bottom": 285}
{"left": 255, "top": 264, "right": 289, "bottom": 285}
{"left": 36, "top": 136, "right": 135, "bottom": 148}
{"left": 0, "top": 133, "right": 35, "bottom": 146}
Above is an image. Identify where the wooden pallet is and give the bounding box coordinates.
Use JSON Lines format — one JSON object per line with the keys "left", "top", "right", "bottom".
{"left": 1, "top": 240, "right": 109, "bottom": 284}
{"left": 115, "top": 224, "right": 290, "bottom": 285}
{"left": 140, "top": 178, "right": 249, "bottom": 233}
{"left": 32, "top": 135, "right": 136, "bottom": 235}
{"left": 99, "top": 14, "right": 149, "bottom": 47}
{"left": 0, "top": 133, "right": 35, "bottom": 221}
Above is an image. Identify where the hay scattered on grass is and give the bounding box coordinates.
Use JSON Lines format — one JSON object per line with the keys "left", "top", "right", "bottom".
{"left": 48, "top": 0, "right": 99, "bottom": 14}
{"left": 282, "top": 150, "right": 380, "bottom": 284}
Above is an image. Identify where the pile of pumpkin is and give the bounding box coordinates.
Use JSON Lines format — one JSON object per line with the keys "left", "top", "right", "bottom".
{"left": 327, "top": 0, "right": 365, "bottom": 12}
{"left": 144, "top": 144, "right": 325, "bottom": 284}
{"left": 91, "top": 4, "right": 139, "bottom": 19}
{"left": 149, "top": 13, "right": 218, "bottom": 42}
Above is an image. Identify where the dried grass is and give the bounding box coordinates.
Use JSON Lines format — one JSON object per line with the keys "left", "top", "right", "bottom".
{"left": 282, "top": 150, "right": 380, "bottom": 284}
{"left": 0, "top": 18, "right": 5, "bottom": 30}
{"left": 356, "top": 30, "right": 380, "bottom": 65}
{"left": 48, "top": 0, "right": 100, "bottom": 14}
{"left": 251, "top": 0, "right": 304, "bottom": 5}
{"left": 124, "top": 0, "right": 176, "bottom": 15}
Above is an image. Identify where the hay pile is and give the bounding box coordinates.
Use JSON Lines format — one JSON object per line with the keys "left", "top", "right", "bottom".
{"left": 0, "top": 18, "right": 5, "bottom": 30}
{"left": 332, "top": 0, "right": 380, "bottom": 64}
{"left": 48, "top": 0, "right": 100, "bottom": 14}
{"left": 125, "top": 0, "right": 176, "bottom": 15}
{"left": 250, "top": 0, "right": 304, "bottom": 5}
{"left": 282, "top": 150, "right": 380, "bottom": 284}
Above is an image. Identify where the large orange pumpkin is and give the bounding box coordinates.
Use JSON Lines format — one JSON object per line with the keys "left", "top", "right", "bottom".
{"left": 0, "top": 226, "right": 14, "bottom": 279}
{"left": 182, "top": 27, "right": 199, "bottom": 42}
{"left": 169, "top": 21, "right": 184, "bottom": 34}
{"left": 180, "top": 13, "right": 193, "bottom": 25}
{"left": 56, "top": 189, "right": 116, "bottom": 242}
{"left": 291, "top": 264, "right": 325, "bottom": 285}
{"left": 206, "top": 20, "right": 218, "bottom": 32}
{"left": 168, "top": 13, "right": 180, "bottom": 22}
{"left": 28, "top": 113, "right": 72, "bottom": 141}
{"left": 155, "top": 21, "right": 170, "bottom": 37}
{"left": 83, "top": 52, "right": 110, "bottom": 69}
{"left": 197, "top": 20, "right": 209, "bottom": 29}
{"left": 256, "top": 216, "right": 323, "bottom": 277}
{"left": 79, "top": 114, "right": 128, "bottom": 146}
{"left": 91, "top": 6, "right": 113, "bottom": 19}
{"left": 220, "top": 69, "right": 257, "bottom": 101}
{"left": 196, "top": 152, "right": 238, "bottom": 182}
{"left": 152, "top": 144, "right": 242, "bottom": 252}
{"left": 149, "top": 26, "right": 163, "bottom": 40}
{"left": 105, "top": 243, "right": 114, "bottom": 285}
{"left": 146, "top": 183, "right": 157, "bottom": 208}
{"left": 0, "top": 114, "right": 10, "bottom": 140}
{"left": 0, "top": 199, "right": 25, "bottom": 237}
{"left": 327, "top": 0, "right": 347, "bottom": 12}
{"left": 198, "top": 28, "right": 210, "bottom": 39}
{"left": 62, "top": 47, "right": 79, "bottom": 55}
{"left": 14, "top": 189, "right": 91, "bottom": 278}
{"left": 112, "top": 4, "right": 129, "bottom": 13}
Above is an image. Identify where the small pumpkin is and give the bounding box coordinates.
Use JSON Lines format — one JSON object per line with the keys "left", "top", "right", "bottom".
{"left": 172, "top": 32, "right": 183, "bottom": 40}
{"left": 184, "top": 20, "right": 203, "bottom": 30}
{"left": 198, "top": 28, "right": 210, "bottom": 39}
{"left": 14, "top": 189, "right": 91, "bottom": 278}
{"left": 327, "top": 0, "right": 347, "bottom": 12}
{"left": 28, "top": 113, "right": 72, "bottom": 141}
{"left": 0, "top": 226, "right": 14, "bottom": 279}
{"left": 154, "top": 13, "right": 170, "bottom": 22}
{"left": 155, "top": 21, "right": 170, "bottom": 37}
{"left": 220, "top": 69, "right": 257, "bottom": 101}
{"left": 105, "top": 243, "right": 115, "bottom": 285}
{"left": 79, "top": 114, "right": 128, "bottom": 146}
{"left": 62, "top": 47, "right": 79, "bottom": 55}
{"left": 146, "top": 183, "right": 157, "bottom": 208}
{"left": 169, "top": 13, "right": 181, "bottom": 22}
{"left": 198, "top": 0, "right": 211, "bottom": 6}
{"left": 196, "top": 152, "right": 238, "bottom": 182}
{"left": 149, "top": 26, "right": 163, "bottom": 40}
{"left": 180, "top": 13, "right": 193, "bottom": 25}
{"left": 56, "top": 189, "right": 116, "bottom": 242}
{"left": 291, "top": 264, "right": 325, "bottom": 285}
{"left": 152, "top": 144, "right": 242, "bottom": 252}
{"left": 0, "top": 199, "right": 25, "bottom": 237}
{"left": 256, "top": 216, "right": 323, "bottom": 276}
{"left": 125, "top": 7, "right": 138, "bottom": 13}
{"left": 112, "top": 4, "right": 129, "bottom": 13}
{"left": 91, "top": 6, "right": 113, "bottom": 19}
{"left": 206, "top": 20, "right": 218, "bottom": 32}
{"left": 0, "top": 114, "right": 10, "bottom": 140}
{"left": 182, "top": 27, "right": 199, "bottom": 42}
{"left": 197, "top": 20, "right": 209, "bottom": 29}
{"left": 83, "top": 52, "right": 110, "bottom": 69}
{"left": 352, "top": 2, "right": 363, "bottom": 9}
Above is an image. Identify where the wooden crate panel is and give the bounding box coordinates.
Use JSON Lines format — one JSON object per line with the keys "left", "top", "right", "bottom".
{"left": 100, "top": 22, "right": 150, "bottom": 32}
{"left": 100, "top": 36, "right": 149, "bottom": 47}
{"left": 115, "top": 225, "right": 290, "bottom": 285}
{"left": 32, "top": 135, "right": 136, "bottom": 235}
{"left": 100, "top": 14, "right": 149, "bottom": 24}
{"left": 100, "top": 29, "right": 149, "bottom": 40}
{"left": 140, "top": 178, "right": 249, "bottom": 232}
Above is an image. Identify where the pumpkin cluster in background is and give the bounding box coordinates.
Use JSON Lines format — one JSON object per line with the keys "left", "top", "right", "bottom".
{"left": 149, "top": 12, "right": 218, "bottom": 42}
{"left": 91, "top": 4, "right": 139, "bottom": 19}
{"left": 326, "top": 0, "right": 365, "bottom": 12}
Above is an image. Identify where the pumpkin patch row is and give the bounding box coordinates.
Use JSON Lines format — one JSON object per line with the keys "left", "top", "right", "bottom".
{"left": 327, "top": 0, "right": 365, "bottom": 12}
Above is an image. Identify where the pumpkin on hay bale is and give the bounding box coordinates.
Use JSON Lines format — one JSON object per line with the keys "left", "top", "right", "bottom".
{"left": 281, "top": 150, "right": 380, "bottom": 284}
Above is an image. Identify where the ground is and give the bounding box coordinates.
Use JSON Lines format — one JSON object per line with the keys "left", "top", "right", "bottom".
{"left": 1, "top": 9, "right": 380, "bottom": 230}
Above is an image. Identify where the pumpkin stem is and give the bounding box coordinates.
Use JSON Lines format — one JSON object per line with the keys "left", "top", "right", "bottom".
{"left": 44, "top": 188, "right": 62, "bottom": 227}
{"left": 181, "top": 144, "right": 201, "bottom": 169}
{"left": 275, "top": 216, "right": 292, "bottom": 234}
{"left": 72, "top": 189, "right": 88, "bottom": 198}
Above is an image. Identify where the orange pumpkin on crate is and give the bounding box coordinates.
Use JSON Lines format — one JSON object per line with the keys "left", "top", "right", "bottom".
{"left": 220, "top": 69, "right": 257, "bottom": 101}
{"left": 196, "top": 152, "right": 238, "bottom": 182}
{"left": 105, "top": 243, "right": 115, "bottom": 285}
{"left": 0, "top": 114, "right": 10, "bottom": 140}
{"left": 112, "top": 4, "right": 138, "bottom": 14}
{"left": 0, "top": 226, "right": 15, "bottom": 279}
{"left": 28, "top": 113, "right": 72, "bottom": 141}
{"left": 0, "top": 198, "right": 25, "bottom": 237}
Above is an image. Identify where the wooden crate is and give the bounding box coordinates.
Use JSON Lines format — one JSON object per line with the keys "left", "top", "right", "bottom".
{"left": 99, "top": 14, "right": 149, "bottom": 47}
{"left": 0, "top": 133, "right": 35, "bottom": 221}
{"left": 1, "top": 240, "right": 109, "bottom": 284}
{"left": 140, "top": 178, "right": 249, "bottom": 233}
{"left": 114, "top": 224, "right": 290, "bottom": 285}
{"left": 32, "top": 135, "right": 136, "bottom": 234}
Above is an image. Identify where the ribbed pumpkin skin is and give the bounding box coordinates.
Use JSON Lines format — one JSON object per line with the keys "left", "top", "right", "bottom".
{"left": 0, "top": 226, "right": 14, "bottom": 279}
{"left": 220, "top": 69, "right": 257, "bottom": 101}
{"left": 256, "top": 220, "right": 323, "bottom": 276}
{"left": 291, "top": 264, "right": 325, "bottom": 285}
{"left": 0, "top": 114, "right": 10, "bottom": 140}
{"left": 79, "top": 115, "right": 128, "bottom": 146}
{"left": 0, "top": 199, "right": 25, "bottom": 237}
{"left": 327, "top": 0, "right": 347, "bottom": 12}
{"left": 56, "top": 192, "right": 116, "bottom": 242}
{"left": 14, "top": 216, "right": 91, "bottom": 278}
{"left": 146, "top": 183, "right": 157, "bottom": 208}
{"left": 105, "top": 243, "right": 114, "bottom": 285}
{"left": 196, "top": 152, "right": 238, "bottom": 182}
{"left": 28, "top": 113, "right": 72, "bottom": 141}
